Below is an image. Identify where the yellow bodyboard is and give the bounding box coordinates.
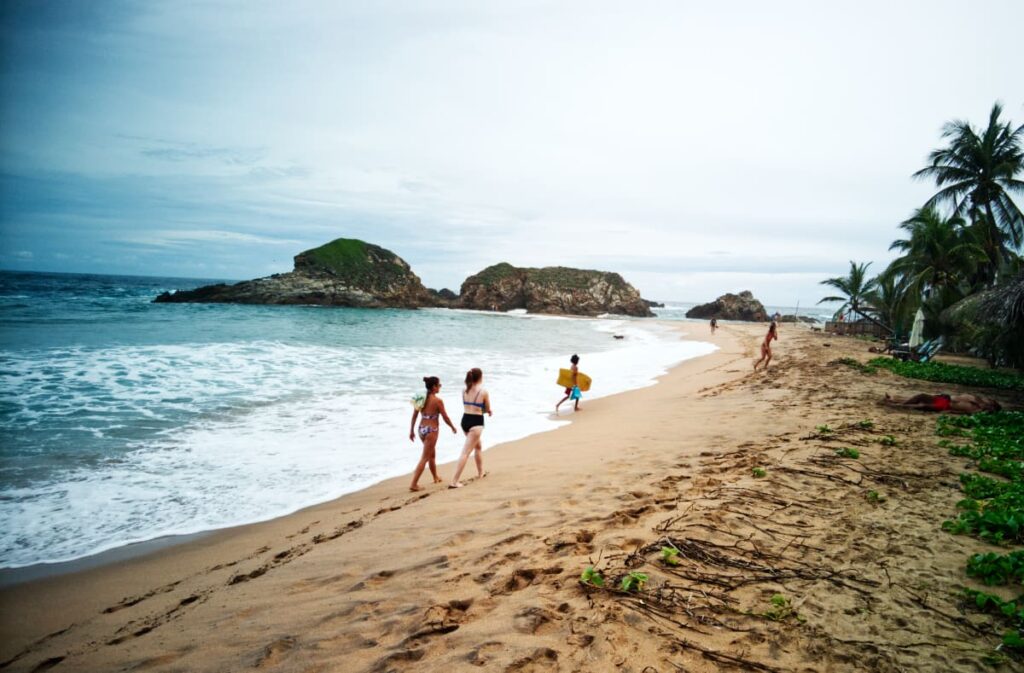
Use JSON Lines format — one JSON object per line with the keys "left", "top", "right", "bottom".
{"left": 557, "top": 368, "right": 592, "bottom": 392}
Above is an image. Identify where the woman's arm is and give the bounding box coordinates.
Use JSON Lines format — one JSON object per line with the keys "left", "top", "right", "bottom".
{"left": 409, "top": 409, "right": 419, "bottom": 441}
{"left": 483, "top": 391, "right": 492, "bottom": 416}
{"left": 437, "top": 399, "right": 457, "bottom": 433}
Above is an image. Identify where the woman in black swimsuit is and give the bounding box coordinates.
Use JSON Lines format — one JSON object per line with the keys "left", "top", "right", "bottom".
{"left": 408, "top": 376, "right": 456, "bottom": 491}
{"left": 450, "top": 367, "right": 492, "bottom": 488}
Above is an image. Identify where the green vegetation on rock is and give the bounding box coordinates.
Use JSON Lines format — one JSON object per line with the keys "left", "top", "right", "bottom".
{"left": 295, "top": 238, "right": 414, "bottom": 289}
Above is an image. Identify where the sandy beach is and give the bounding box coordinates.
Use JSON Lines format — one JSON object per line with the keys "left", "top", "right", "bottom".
{"left": 2, "top": 322, "right": 1021, "bottom": 673}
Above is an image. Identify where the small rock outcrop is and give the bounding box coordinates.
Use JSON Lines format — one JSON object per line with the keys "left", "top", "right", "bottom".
{"left": 685, "top": 291, "right": 769, "bottom": 322}
{"left": 779, "top": 314, "right": 817, "bottom": 324}
{"left": 457, "top": 263, "right": 653, "bottom": 317}
{"left": 154, "top": 238, "right": 431, "bottom": 308}
{"left": 643, "top": 299, "right": 665, "bottom": 308}
{"left": 427, "top": 288, "right": 459, "bottom": 307}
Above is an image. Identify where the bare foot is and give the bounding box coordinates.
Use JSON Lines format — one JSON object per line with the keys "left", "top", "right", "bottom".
{"left": 477, "top": 471, "right": 488, "bottom": 479}
{"left": 409, "top": 485, "right": 422, "bottom": 492}
{"left": 448, "top": 482, "right": 464, "bottom": 489}
{"left": 432, "top": 476, "right": 444, "bottom": 484}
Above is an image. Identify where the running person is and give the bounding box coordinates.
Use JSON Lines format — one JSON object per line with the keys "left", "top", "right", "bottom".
{"left": 556, "top": 354, "right": 582, "bottom": 413}
{"left": 408, "top": 376, "right": 456, "bottom": 491}
{"left": 753, "top": 321, "right": 779, "bottom": 370}
{"left": 450, "top": 368, "right": 491, "bottom": 488}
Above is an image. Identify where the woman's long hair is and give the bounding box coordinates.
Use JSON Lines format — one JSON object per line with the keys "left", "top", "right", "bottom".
{"left": 465, "top": 367, "right": 482, "bottom": 392}
{"left": 423, "top": 376, "right": 440, "bottom": 396}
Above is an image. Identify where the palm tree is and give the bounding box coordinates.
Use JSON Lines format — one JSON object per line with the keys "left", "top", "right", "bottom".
{"left": 865, "top": 268, "right": 915, "bottom": 336}
{"left": 888, "top": 206, "right": 986, "bottom": 297}
{"left": 818, "top": 261, "right": 879, "bottom": 322}
{"left": 914, "top": 102, "right": 1024, "bottom": 251}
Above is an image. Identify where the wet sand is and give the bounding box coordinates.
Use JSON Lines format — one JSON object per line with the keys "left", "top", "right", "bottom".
{"left": 1, "top": 323, "right": 1019, "bottom": 672}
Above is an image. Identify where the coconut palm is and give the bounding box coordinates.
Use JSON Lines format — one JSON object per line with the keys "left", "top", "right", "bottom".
{"left": 818, "top": 261, "right": 878, "bottom": 321}
{"left": 865, "top": 269, "right": 915, "bottom": 336}
{"left": 888, "top": 206, "right": 986, "bottom": 297}
{"left": 914, "top": 102, "right": 1024, "bottom": 250}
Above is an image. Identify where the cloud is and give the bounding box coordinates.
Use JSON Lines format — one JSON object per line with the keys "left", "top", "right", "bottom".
{"left": 0, "top": 1, "right": 1021, "bottom": 304}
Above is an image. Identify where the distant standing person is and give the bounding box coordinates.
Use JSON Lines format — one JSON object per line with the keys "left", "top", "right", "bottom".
{"left": 710, "top": 318, "right": 718, "bottom": 334}
{"left": 408, "top": 376, "right": 456, "bottom": 491}
{"left": 556, "top": 354, "right": 583, "bottom": 413}
{"left": 753, "top": 321, "right": 779, "bottom": 370}
{"left": 449, "top": 368, "right": 492, "bottom": 488}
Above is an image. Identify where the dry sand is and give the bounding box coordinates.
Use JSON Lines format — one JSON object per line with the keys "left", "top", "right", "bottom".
{"left": 1, "top": 323, "right": 1021, "bottom": 672}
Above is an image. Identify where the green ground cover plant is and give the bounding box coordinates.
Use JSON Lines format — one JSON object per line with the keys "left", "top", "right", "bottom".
{"left": 579, "top": 566, "right": 605, "bottom": 588}
{"left": 752, "top": 467, "right": 767, "bottom": 478}
{"left": 620, "top": 571, "right": 648, "bottom": 592}
{"left": 835, "top": 447, "right": 860, "bottom": 459}
{"left": 869, "top": 358, "right": 1024, "bottom": 392}
{"left": 829, "top": 357, "right": 879, "bottom": 375}
{"left": 966, "top": 551, "right": 1024, "bottom": 586}
{"left": 757, "top": 594, "right": 805, "bottom": 623}
{"left": 937, "top": 412, "right": 1024, "bottom": 660}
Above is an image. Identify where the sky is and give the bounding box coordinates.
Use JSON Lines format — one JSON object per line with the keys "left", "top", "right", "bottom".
{"left": 1, "top": 1, "right": 1021, "bottom": 305}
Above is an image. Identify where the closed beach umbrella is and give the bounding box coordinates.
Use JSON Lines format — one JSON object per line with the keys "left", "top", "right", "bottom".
{"left": 909, "top": 308, "right": 925, "bottom": 348}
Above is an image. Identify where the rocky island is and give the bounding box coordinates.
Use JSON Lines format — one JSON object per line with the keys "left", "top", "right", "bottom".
{"left": 456, "top": 263, "right": 653, "bottom": 317}
{"left": 685, "top": 290, "right": 769, "bottom": 322}
{"left": 155, "top": 239, "right": 653, "bottom": 317}
{"left": 154, "top": 238, "right": 431, "bottom": 308}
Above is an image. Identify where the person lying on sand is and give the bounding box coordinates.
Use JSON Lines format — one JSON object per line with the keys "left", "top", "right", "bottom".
{"left": 409, "top": 376, "right": 457, "bottom": 491}
{"left": 881, "top": 392, "right": 1001, "bottom": 414}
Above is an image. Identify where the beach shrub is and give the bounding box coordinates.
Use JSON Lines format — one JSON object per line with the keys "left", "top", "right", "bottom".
{"left": 816, "top": 424, "right": 834, "bottom": 435}
{"left": 879, "top": 435, "right": 898, "bottom": 447}
{"left": 854, "top": 419, "right": 875, "bottom": 429}
{"left": 836, "top": 447, "right": 860, "bottom": 459}
{"left": 752, "top": 467, "right": 767, "bottom": 478}
{"left": 868, "top": 358, "right": 1024, "bottom": 391}
{"left": 865, "top": 490, "right": 885, "bottom": 503}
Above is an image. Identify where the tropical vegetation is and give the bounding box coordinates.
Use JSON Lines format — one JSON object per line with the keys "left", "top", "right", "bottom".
{"left": 819, "top": 102, "right": 1024, "bottom": 368}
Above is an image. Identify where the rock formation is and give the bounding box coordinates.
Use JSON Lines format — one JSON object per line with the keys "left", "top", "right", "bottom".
{"left": 154, "top": 238, "right": 431, "bottom": 308}
{"left": 456, "top": 263, "right": 653, "bottom": 317}
{"left": 427, "top": 288, "right": 458, "bottom": 307}
{"left": 685, "top": 291, "right": 769, "bottom": 322}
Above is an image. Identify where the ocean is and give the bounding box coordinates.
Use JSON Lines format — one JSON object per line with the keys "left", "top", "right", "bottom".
{"left": 0, "top": 271, "right": 717, "bottom": 569}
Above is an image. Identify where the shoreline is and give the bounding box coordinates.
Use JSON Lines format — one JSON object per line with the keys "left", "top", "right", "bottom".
{"left": 6, "top": 322, "right": 1015, "bottom": 671}
{"left": 0, "top": 323, "right": 749, "bottom": 666}
{"left": 0, "top": 319, "right": 720, "bottom": 588}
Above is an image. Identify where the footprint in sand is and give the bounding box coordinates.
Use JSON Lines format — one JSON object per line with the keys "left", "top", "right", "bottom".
{"left": 254, "top": 636, "right": 297, "bottom": 669}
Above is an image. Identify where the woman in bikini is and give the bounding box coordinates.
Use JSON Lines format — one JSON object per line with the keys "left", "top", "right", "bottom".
{"left": 449, "top": 367, "right": 492, "bottom": 489}
{"left": 753, "top": 320, "right": 778, "bottom": 371}
{"left": 408, "top": 376, "right": 456, "bottom": 491}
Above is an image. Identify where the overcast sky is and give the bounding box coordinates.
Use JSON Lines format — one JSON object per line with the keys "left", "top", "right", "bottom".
{"left": 1, "top": 1, "right": 1021, "bottom": 305}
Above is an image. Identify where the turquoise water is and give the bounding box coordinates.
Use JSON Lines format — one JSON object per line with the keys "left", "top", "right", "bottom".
{"left": 0, "top": 271, "right": 714, "bottom": 568}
